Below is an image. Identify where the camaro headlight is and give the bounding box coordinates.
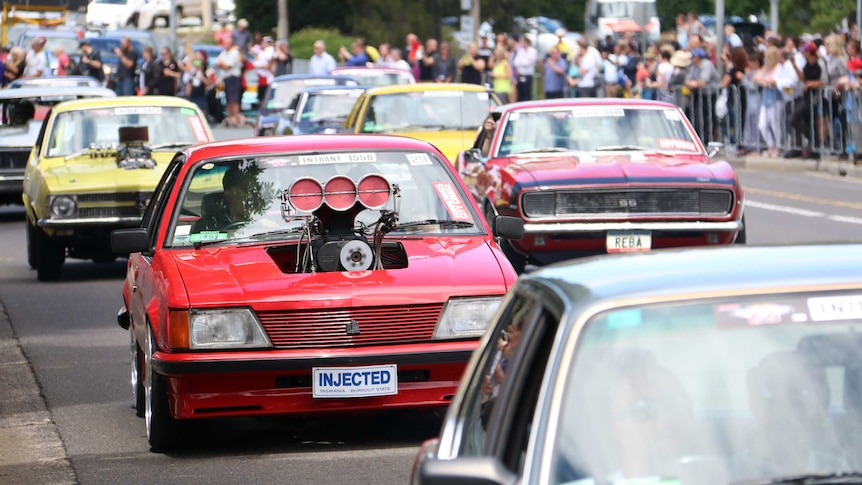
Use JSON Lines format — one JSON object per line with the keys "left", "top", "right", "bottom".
{"left": 49, "top": 195, "right": 77, "bottom": 218}
{"left": 189, "top": 308, "right": 271, "bottom": 349}
{"left": 433, "top": 297, "right": 503, "bottom": 339}
{"left": 103, "top": 65, "right": 113, "bottom": 76}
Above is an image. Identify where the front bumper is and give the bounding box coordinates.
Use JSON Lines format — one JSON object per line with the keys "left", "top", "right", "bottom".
{"left": 522, "top": 220, "right": 743, "bottom": 234}
{"left": 38, "top": 216, "right": 142, "bottom": 229}
{"left": 153, "top": 344, "right": 475, "bottom": 419}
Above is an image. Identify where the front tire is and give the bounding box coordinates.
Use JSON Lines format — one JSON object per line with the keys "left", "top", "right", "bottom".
{"left": 735, "top": 215, "right": 747, "bottom": 244}
{"left": 34, "top": 226, "right": 65, "bottom": 281}
{"left": 144, "top": 327, "right": 181, "bottom": 452}
{"left": 26, "top": 219, "right": 38, "bottom": 269}
{"left": 131, "top": 331, "right": 145, "bottom": 418}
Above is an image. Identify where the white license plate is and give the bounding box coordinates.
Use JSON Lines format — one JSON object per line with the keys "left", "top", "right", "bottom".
{"left": 606, "top": 231, "right": 652, "bottom": 253}
{"left": 312, "top": 364, "right": 397, "bottom": 398}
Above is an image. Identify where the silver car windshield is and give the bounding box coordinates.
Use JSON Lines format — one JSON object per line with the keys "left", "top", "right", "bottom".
{"left": 554, "top": 291, "right": 862, "bottom": 484}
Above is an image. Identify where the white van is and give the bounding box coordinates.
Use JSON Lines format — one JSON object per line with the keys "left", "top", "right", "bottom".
{"left": 86, "top": 0, "right": 142, "bottom": 29}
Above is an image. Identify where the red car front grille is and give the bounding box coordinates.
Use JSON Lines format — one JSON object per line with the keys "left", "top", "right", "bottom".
{"left": 257, "top": 303, "right": 444, "bottom": 349}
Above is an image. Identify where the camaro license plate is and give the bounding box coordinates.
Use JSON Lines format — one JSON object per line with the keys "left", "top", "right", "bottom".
{"left": 606, "top": 231, "right": 652, "bottom": 253}
{"left": 312, "top": 364, "right": 398, "bottom": 398}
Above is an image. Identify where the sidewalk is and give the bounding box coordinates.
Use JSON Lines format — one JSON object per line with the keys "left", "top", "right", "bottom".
{"left": 725, "top": 152, "right": 862, "bottom": 179}
{"left": 0, "top": 302, "right": 75, "bottom": 484}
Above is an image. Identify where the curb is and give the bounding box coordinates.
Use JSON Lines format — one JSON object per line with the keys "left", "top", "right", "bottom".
{"left": 726, "top": 155, "right": 862, "bottom": 179}
{"left": 0, "top": 302, "right": 75, "bottom": 484}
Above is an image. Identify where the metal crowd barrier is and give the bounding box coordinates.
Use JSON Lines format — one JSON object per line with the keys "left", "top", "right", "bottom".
{"left": 668, "top": 84, "right": 862, "bottom": 160}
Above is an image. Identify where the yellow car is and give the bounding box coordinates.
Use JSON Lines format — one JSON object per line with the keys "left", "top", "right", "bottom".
{"left": 23, "top": 95, "right": 214, "bottom": 281}
{"left": 342, "top": 83, "right": 500, "bottom": 163}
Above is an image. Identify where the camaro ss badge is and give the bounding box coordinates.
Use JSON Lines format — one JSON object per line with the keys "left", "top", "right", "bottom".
{"left": 345, "top": 320, "right": 361, "bottom": 336}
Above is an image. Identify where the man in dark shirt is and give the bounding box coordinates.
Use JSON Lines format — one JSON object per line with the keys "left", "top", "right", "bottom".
{"left": 788, "top": 42, "right": 825, "bottom": 158}
{"left": 458, "top": 43, "right": 485, "bottom": 84}
{"left": 78, "top": 40, "right": 104, "bottom": 84}
{"left": 113, "top": 36, "right": 139, "bottom": 96}
{"left": 155, "top": 46, "right": 182, "bottom": 96}
{"left": 418, "top": 38, "right": 438, "bottom": 82}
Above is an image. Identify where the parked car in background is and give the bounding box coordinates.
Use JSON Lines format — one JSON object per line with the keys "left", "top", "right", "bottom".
{"left": 255, "top": 74, "right": 358, "bottom": 136}
{"left": 86, "top": 0, "right": 139, "bottom": 29}
{"left": 414, "top": 243, "right": 862, "bottom": 484}
{"left": 110, "top": 134, "right": 523, "bottom": 451}
{"left": 342, "top": 83, "right": 500, "bottom": 164}
{"left": 22, "top": 96, "right": 214, "bottom": 281}
{"left": 457, "top": 98, "right": 745, "bottom": 272}
{"left": 330, "top": 67, "right": 416, "bottom": 87}
{"left": 275, "top": 85, "right": 368, "bottom": 135}
{"left": 0, "top": 86, "right": 116, "bottom": 206}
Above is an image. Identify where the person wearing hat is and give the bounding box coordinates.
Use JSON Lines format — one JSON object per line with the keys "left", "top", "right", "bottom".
{"left": 23, "top": 37, "right": 48, "bottom": 78}
{"left": 554, "top": 28, "right": 573, "bottom": 61}
{"left": 231, "top": 18, "right": 253, "bottom": 62}
{"left": 684, "top": 47, "right": 721, "bottom": 143}
{"left": 252, "top": 36, "right": 275, "bottom": 104}
{"left": 78, "top": 40, "right": 104, "bottom": 84}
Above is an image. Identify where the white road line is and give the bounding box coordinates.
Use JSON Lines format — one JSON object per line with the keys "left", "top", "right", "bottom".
{"left": 828, "top": 215, "right": 862, "bottom": 225}
{"left": 744, "top": 200, "right": 825, "bottom": 217}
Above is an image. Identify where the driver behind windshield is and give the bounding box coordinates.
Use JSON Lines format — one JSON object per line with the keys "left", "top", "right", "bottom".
{"left": 193, "top": 163, "right": 272, "bottom": 233}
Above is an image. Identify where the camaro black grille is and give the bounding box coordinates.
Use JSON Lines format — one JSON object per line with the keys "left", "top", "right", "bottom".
{"left": 521, "top": 189, "right": 734, "bottom": 217}
{"left": 257, "top": 303, "right": 444, "bottom": 349}
{"left": 0, "top": 149, "right": 30, "bottom": 170}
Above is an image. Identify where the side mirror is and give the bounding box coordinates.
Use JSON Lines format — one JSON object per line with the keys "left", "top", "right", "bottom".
{"left": 111, "top": 228, "right": 150, "bottom": 254}
{"left": 417, "top": 456, "right": 517, "bottom": 485}
{"left": 493, "top": 215, "right": 525, "bottom": 240}
{"left": 464, "top": 147, "right": 482, "bottom": 163}
{"left": 707, "top": 141, "right": 723, "bottom": 159}
{"left": 281, "top": 108, "right": 296, "bottom": 120}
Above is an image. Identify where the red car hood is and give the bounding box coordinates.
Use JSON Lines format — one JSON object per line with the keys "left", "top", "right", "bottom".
{"left": 504, "top": 153, "right": 735, "bottom": 191}
{"left": 170, "top": 237, "right": 509, "bottom": 309}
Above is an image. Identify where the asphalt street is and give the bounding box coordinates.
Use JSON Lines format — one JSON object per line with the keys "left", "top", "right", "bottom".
{"left": 1, "top": 128, "right": 860, "bottom": 484}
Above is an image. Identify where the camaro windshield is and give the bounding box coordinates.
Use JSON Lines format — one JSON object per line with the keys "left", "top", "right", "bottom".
{"left": 167, "top": 149, "right": 482, "bottom": 247}
{"left": 497, "top": 107, "right": 699, "bottom": 156}
{"left": 553, "top": 291, "right": 862, "bottom": 484}
{"left": 361, "top": 90, "right": 494, "bottom": 133}
{"left": 45, "top": 106, "right": 206, "bottom": 157}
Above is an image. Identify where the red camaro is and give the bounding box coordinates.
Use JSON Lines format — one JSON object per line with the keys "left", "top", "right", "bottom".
{"left": 111, "top": 134, "right": 523, "bottom": 451}
{"left": 457, "top": 98, "right": 745, "bottom": 272}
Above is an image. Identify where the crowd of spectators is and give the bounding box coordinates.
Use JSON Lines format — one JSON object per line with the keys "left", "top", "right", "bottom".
{"left": 4, "top": 15, "right": 862, "bottom": 158}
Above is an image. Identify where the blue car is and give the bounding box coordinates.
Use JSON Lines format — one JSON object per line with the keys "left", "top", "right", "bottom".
{"left": 255, "top": 74, "right": 358, "bottom": 136}
{"left": 274, "top": 85, "right": 368, "bottom": 136}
